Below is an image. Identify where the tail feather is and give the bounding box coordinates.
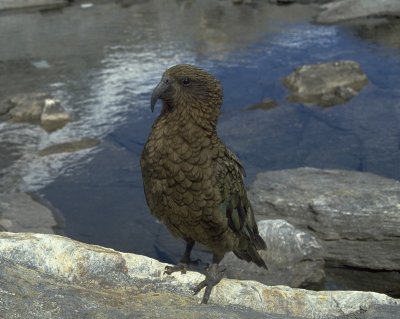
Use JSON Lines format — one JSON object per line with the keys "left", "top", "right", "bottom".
{"left": 254, "top": 234, "right": 267, "bottom": 250}
{"left": 233, "top": 243, "right": 268, "bottom": 270}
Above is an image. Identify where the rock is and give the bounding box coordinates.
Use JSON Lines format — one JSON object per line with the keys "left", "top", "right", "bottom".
{"left": 283, "top": 60, "right": 368, "bottom": 107}
{"left": 269, "top": 0, "right": 328, "bottom": 4}
{"left": 246, "top": 98, "right": 279, "bottom": 111}
{"left": 336, "top": 304, "right": 400, "bottom": 319}
{"left": 40, "top": 98, "right": 71, "bottom": 132}
{"left": 0, "top": 193, "right": 63, "bottom": 234}
{"left": 0, "top": 93, "right": 70, "bottom": 132}
{"left": 38, "top": 138, "right": 101, "bottom": 156}
{"left": 222, "top": 219, "right": 325, "bottom": 288}
{"left": 0, "top": 93, "right": 45, "bottom": 123}
{"left": 0, "top": 232, "right": 398, "bottom": 319}
{"left": 316, "top": 0, "right": 400, "bottom": 24}
{"left": 248, "top": 168, "right": 400, "bottom": 271}
{"left": 0, "top": 0, "right": 68, "bottom": 12}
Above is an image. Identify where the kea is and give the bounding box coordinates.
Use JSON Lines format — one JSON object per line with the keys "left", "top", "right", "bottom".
{"left": 140, "top": 64, "right": 267, "bottom": 304}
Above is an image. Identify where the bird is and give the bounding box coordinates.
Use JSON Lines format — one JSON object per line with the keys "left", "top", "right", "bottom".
{"left": 140, "top": 64, "right": 267, "bottom": 304}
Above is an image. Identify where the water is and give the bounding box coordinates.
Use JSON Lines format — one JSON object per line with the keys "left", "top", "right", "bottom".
{"left": 0, "top": 0, "right": 399, "bottom": 286}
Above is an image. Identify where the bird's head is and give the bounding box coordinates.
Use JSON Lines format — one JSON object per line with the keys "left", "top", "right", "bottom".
{"left": 150, "top": 64, "right": 223, "bottom": 126}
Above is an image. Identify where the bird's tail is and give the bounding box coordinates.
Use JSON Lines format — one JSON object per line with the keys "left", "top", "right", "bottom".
{"left": 233, "top": 237, "right": 268, "bottom": 270}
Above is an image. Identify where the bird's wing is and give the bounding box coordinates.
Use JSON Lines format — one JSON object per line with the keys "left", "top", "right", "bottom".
{"left": 213, "top": 143, "right": 267, "bottom": 268}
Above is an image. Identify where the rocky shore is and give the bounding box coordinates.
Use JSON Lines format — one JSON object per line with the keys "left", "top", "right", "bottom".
{"left": 248, "top": 167, "right": 400, "bottom": 296}
{"left": 0, "top": 232, "right": 399, "bottom": 319}
{"left": 0, "top": 1, "right": 399, "bottom": 317}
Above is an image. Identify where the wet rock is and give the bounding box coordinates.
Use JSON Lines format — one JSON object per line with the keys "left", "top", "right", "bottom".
{"left": 283, "top": 60, "right": 368, "bottom": 107}
{"left": 0, "top": 232, "right": 399, "bottom": 319}
{"left": 0, "top": 0, "right": 68, "bottom": 12}
{"left": 40, "top": 98, "right": 71, "bottom": 132}
{"left": 222, "top": 219, "right": 325, "bottom": 288}
{"left": 38, "top": 138, "right": 101, "bottom": 156}
{"left": 0, "top": 93, "right": 70, "bottom": 132}
{"left": 0, "top": 93, "right": 45, "bottom": 122}
{"left": 0, "top": 193, "right": 63, "bottom": 234}
{"left": 316, "top": 0, "right": 400, "bottom": 24}
{"left": 248, "top": 168, "right": 400, "bottom": 271}
{"left": 246, "top": 98, "right": 278, "bottom": 111}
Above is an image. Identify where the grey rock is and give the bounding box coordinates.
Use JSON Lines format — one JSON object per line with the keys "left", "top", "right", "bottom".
{"left": 222, "top": 219, "right": 325, "bottom": 288}
{"left": 0, "top": 232, "right": 398, "bottom": 319}
{"left": 40, "top": 98, "right": 71, "bottom": 132}
{"left": 0, "top": 93, "right": 70, "bottom": 132}
{"left": 0, "top": 192, "right": 63, "bottom": 234}
{"left": 248, "top": 168, "right": 400, "bottom": 271}
{"left": 0, "top": 0, "right": 67, "bottom": 12}
{"left": 283, "top": 60, "right": 368, "bottom": 107}
{"left": 316, "top": 0, "right": 400, "bottom": 24}
{"left": 0, "top": 93, "right": 46, "bottom": 123}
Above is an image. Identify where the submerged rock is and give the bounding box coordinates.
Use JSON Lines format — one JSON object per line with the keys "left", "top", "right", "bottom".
{"left": 38, "top": 138, "right": 101, "bottom": 156}
{"left": 246, "top": 98, "right": 279, "bottom": 111}
{"left": 0, "top": 232, "right": 398, "bottom": 319}
{"left": 0, "top": 93, "right": 70, "bottom": 132}
{"left": 352, "top": 18, "right": 400, "bottom": 50}
{"left": 283, "top": 60, "right": 368, "bottom": 107}
{"left": 222, "top": 219, "right": 325, "bottom": 288}
{"left": 316, "top": 0, "right": 400, "bottom": 24}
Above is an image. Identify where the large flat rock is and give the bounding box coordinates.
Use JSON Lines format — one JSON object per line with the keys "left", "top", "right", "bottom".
{"left": 0, "top": 232, "right": 398, "bottom": 318}
{"left": 316, "top": 0, "right": 400, "bottom": 24}
{"left": 248, "top": 168, "right": 400, "bottom": 271}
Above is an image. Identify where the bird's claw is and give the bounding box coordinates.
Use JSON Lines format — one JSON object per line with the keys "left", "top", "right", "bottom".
{"left": 164, "top": 262, "right": 189, "bottom": 275}
{"left": 192, "top": 264, "right": 225, "bottom": 304}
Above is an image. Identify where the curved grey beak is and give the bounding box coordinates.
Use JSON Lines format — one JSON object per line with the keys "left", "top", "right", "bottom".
{"left": 150, "top": 76, "right": 171, "bottom": 112}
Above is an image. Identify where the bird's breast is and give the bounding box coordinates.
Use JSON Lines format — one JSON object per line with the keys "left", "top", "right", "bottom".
{"left": 141, "top": 121, "right": 219, "bottom": 219}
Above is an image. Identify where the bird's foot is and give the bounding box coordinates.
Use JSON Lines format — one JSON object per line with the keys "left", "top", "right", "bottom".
{"left": 192, "top": 263, "right": 226, "bottom": 304}
{"left": 164, "top": 258, "right": 208, "bottom": 275}
{"left": 164, "top": 262, "right": 189, "bottom": 275}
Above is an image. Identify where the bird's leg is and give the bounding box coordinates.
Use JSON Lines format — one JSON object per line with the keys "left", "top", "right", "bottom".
{"left": 164, "top": 240, "right": 197, "bottom": 275}
{"left": 192, "top": 254, "right": 225, "bottom": 304}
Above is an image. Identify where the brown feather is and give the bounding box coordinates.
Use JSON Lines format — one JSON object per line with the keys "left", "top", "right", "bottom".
{"left": 141, "top": 64, "right": 267, "bottom": 267}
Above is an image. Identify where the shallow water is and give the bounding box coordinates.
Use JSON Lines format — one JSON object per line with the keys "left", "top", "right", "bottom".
{"left": 0, "top": 0, "right": 400, "bottom": 286}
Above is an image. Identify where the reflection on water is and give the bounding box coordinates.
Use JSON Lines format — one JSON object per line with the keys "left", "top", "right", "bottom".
{"left": 0, "top": 0, "right": 400, "bottom": 285}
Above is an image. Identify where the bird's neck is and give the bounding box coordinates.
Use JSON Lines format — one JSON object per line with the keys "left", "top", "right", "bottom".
{"left": 158, "top": 101, "right": 219, "bottom": 134}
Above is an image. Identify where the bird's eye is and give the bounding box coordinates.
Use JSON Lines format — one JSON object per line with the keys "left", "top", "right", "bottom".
{"left": 182, "top": 78, "right": 190, "bottom": 86}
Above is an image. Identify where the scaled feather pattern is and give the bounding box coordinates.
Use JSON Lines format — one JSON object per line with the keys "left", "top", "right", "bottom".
{"left": 140, "top": 64, "right": 267, "bottom": 304}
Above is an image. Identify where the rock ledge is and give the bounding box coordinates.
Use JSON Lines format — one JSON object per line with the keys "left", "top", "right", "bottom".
{"left": 0, "top": 232, "right": 398, "bottom": 318}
